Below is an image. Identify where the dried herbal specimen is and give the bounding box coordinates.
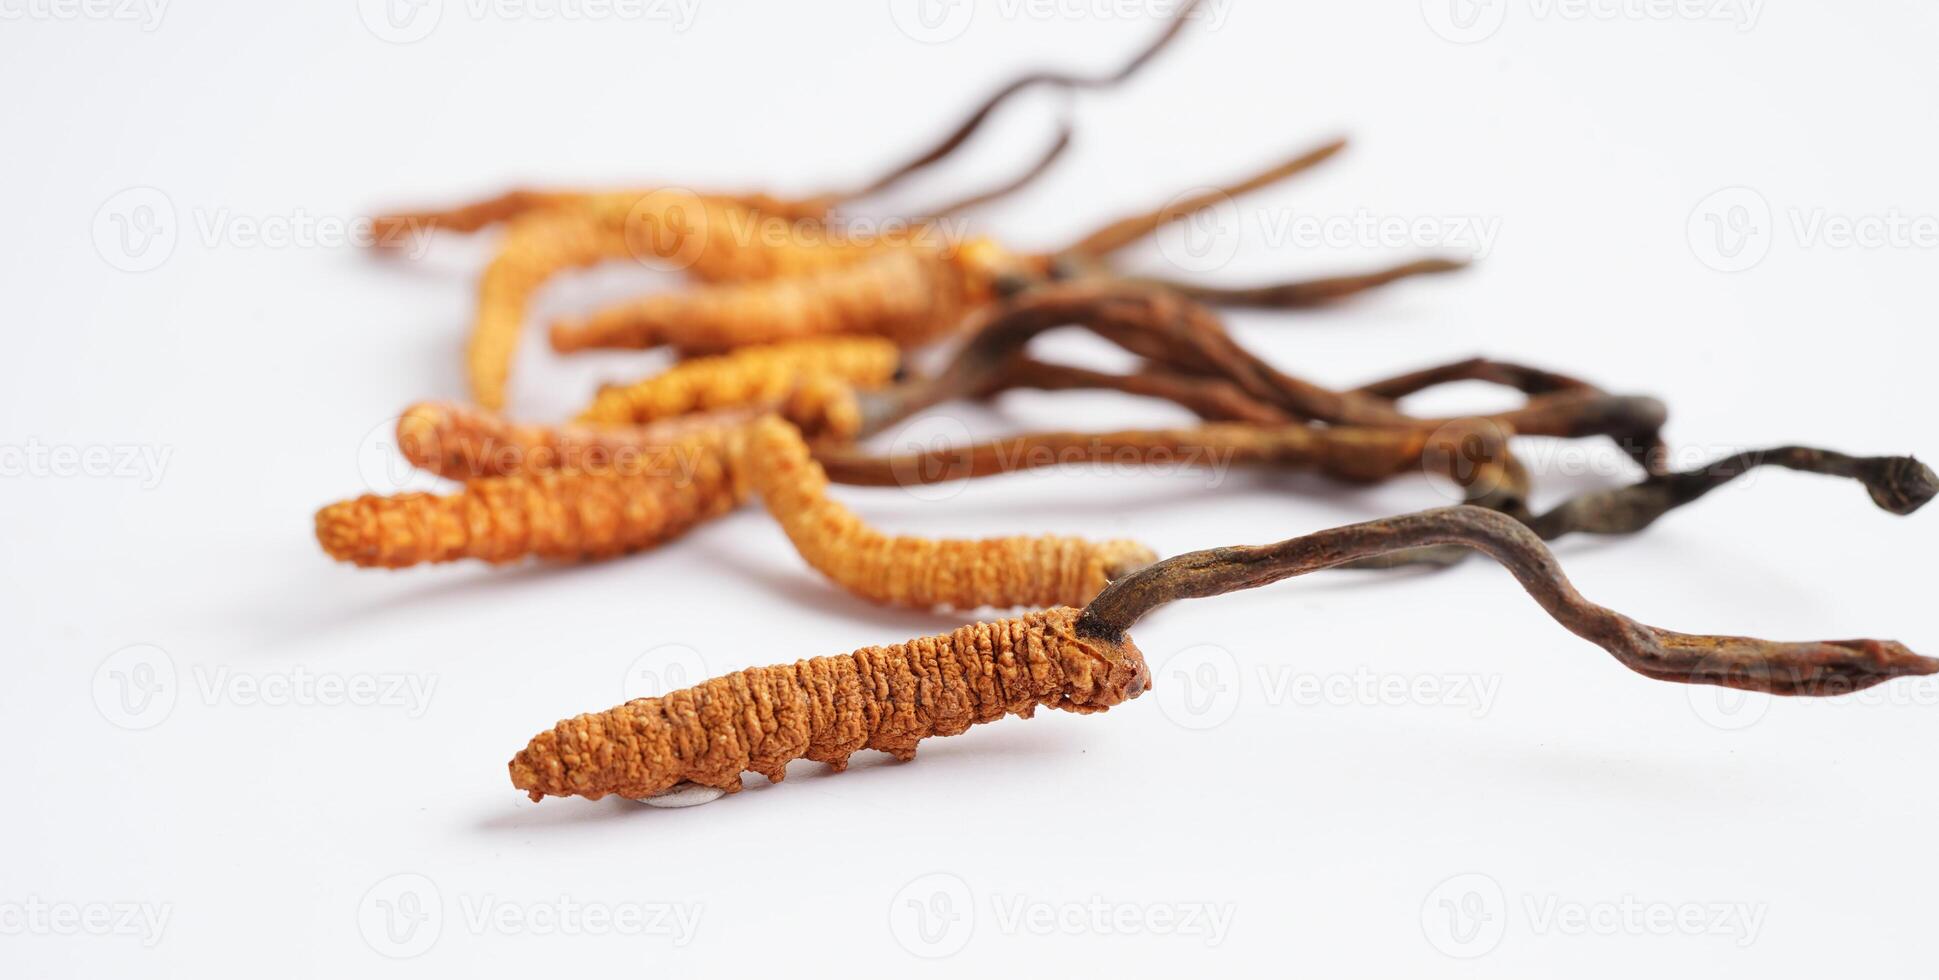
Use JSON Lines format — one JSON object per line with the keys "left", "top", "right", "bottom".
{"left": 548, "top": 138, "right": 1466, "bottom": 358}
{"left": 385, "top": 7, "right": 1205, "bottom": 408}
{"left": 550, "top": 239, "right": 1029, "bottom": 356}
{"left": 508, "top": 606, "right": 1149, "bottom": 800}
{"left": 812, "top": 420, "right": 1514, "bottom": 495}
{"left": 394, "top": 401, "right": 760, "bottom": 482}
{"left": 513, "top": 504, "right": 1931, "bottom": 802}
{"left": 1343, "top": 446, "right": 1939, "bottom": 569}
{"left": 372, "top": 0, "right": 1203, "bottom": 244}
{"left": 315, "top": 425, "right": 746, "bottom": 568}
{"left": 574, "top": 337, "right": 899, "bottom": 426}
{"left": 746, "top": 416, "right": 1154, "bottom": 610}
{"left": 845, "top": 283, "right": 1668, "bottom": 484}
{"left": 1078, "top": 506, "right": 1935, "bottom": 695}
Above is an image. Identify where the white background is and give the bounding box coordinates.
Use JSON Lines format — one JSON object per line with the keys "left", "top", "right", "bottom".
{"left": 4, "top": 0, "right": 1936, "bottom": 975}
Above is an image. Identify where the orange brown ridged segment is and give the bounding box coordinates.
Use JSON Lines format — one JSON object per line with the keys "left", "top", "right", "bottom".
{"left": 371, "top": 188, "right": 836, "bottom": 253}
{"left": 508, "top": 606, "right": 1151, "bottom": 801}
{"left": 468, "top": 204, "right": 632, "bottom": 411}
{"left": 549, "top": 241, "right": 1005, "bottom": 357}
{"left": 745, "top": 416, "right": 1156, "bottom": 610}
{"left": 314, "top": 424, "right": 747, "bottom": 568}
{"left": 467, "top": 191, "right": 849, "bottom": 409}
{"left": 574, "top": 337, "right": 898, "bottom": 428}
{"left": 396, "top": 401, "right": 759, "bottom": 481}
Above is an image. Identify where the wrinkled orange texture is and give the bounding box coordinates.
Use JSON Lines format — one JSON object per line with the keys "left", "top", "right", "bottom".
{"left": 746, "top": 416, "right": 1156, "bottom": 610}
{"left": 314, "top": 425, "right": 745, "bottom": 568}
{"left": 575, "top": 336, "right": 897, "bottom": 431}
{"left": 466, "top": 192, "right": 879, "bottom": 409}
{"left": 549, "top": 240, "right": 1012, "bottom": 356}
{"left": 509, "top": 606, "right": 1150, "bottom": 801}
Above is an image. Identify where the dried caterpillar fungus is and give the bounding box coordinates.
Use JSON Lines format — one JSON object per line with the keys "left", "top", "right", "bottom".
{"left": 508, "top": 606, "right": 1149, "bottom": 801}
{"left": 395, "top": 401, "right": 758, "bottom": 481}
{"left": 315, "top": 425, "right": 747, "bottom": 568}
{"left": 745, "top": 416, "right": 1155, "bottom": 610}
{"left": 467, "top": 192, "right": 879, "bottom": 409}
{"left": 550, "top": 240, "right": 1025, "bottom": 357}
{"left": 373, "top": 189, "right": 835, "bottom": 257}
{"left": 575, "top": 337, "right": 898, "bottom": 430}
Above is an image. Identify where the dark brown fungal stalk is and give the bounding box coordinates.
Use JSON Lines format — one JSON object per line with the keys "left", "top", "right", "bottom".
{"left": 1053, "top": 138, "right": 1351, "bottom": 260}
{"left": 375, "top": 1, "right": 1206, "bottom": 244}
{"left": 1075, "top": 506, "right": 1935, "bottom": 695}
{"left": 848, "top": 282, "right": 1669, "bottom": 471}
{"left": 1121, "top": 257, "right": 1470, "bottom": 310}
{"left": 844, "top": 0, "right": 1208, "bottom": 204}
{"left": 812, "top": 419, "right": 1527, "bottom": 506}
{"left": 1343, "top": 446, "right": 1939, "bottom": 569}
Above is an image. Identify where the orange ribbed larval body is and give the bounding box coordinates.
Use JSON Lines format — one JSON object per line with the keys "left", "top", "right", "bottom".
{"left": 508, "top": 606, "right": 1150, "bottom": 801}
{"left": 745, "top": 416, "right": 1155, "bottom": 610}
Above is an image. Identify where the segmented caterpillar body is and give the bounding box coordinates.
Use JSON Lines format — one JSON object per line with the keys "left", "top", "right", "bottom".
{"left": 575, "top": 337, "right": 897, "bottom": 429}
{"left": 315, "top": 424, "right": 746, "bottom": 568}
{"left": 468, "top": 193, "right": 881, "bottom": 408}
{"left": 508, "top": 606, "right": 1150, "bottom": 801}
{"left": 396, "top": 401, "right": 755, "bottom": 481}
{"left": 745, "top": 416, "right": 1155, "bottom": 610}
{"left": 549, "top": 239, "right": 1022, "bottom": 356}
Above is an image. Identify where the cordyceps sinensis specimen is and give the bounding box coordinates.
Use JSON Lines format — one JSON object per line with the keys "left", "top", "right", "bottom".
{"left": 1339, "top": 446, "right": 1939, "bottom": 570}
{"left": 509, "top": 606, "right": 1150, "bottom": 801}
{"left": 546, "top": 139, "right": 1469, "bottom": 359}
{"left": 314, "top": 422, "right": 748, "bottom": 568}
{"left": 511, "top": 505, "right": 1933, "bottom": 804}
{"left": 868, "top": 280, "right": 1672, "bottom": 471}
{"left": 321, "top": 410, "right": 1156, "bottom": 608}
{"left": 369, "top": 1, "right": 1204, "bottom": 245}
{"left": 745, "top": 415, "right": 1155, "bottom": 611}
{"left": 574, "top": 336, "right": 898, "bottom": 432}
{"left": 379, "top": 6, "right": 1207, "bottom": 409}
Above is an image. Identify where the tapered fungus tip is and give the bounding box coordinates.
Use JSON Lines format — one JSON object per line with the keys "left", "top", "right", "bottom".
{"left": 395, "top": 402, "right": 451, "bottom": 469}
{"left": 1826, "top": 638, "right": 1939, "bottom": 681}
{"left": 1664, "top": 633, "right": 1938, "bottom": 696}
{"left": 1411, "top": 257, "right": 1470, "bottom": 275}
{"left": 314, "top": 500, "right": 370, "bottom": 563}
{"left": 1860, "top": 456, "right": 1939, "bottom": 515}
{"left": 508, "top": 735, "right": 559, "bottom": 800}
